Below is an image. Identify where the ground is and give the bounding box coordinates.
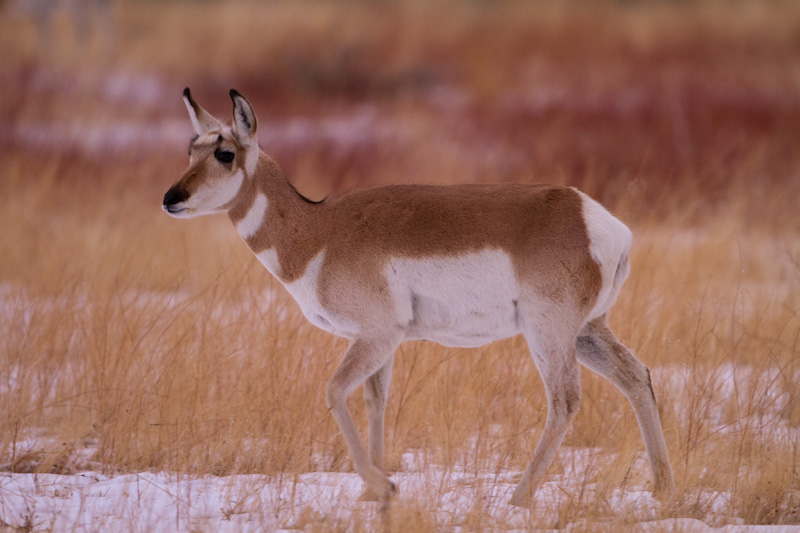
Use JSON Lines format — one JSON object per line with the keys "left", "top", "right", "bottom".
{"left": 1, "top": 0, "right": 800, "bottom": 530}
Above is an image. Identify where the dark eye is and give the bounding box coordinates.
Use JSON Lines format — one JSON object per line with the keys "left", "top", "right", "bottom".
{"left": 214, "top": 149, "right": 235, "bottom": 164}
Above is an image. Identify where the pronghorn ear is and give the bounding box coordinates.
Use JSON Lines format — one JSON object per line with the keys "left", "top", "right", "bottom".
{"left": 183, "top": 88, "right": 221, "bottom": 135}
{"left": 230, "top": 89, "right": 257, "bottom": 145}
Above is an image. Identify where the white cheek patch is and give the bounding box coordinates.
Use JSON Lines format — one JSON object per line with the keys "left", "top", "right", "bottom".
{"left": 215, "top": 168, "right": 245, "bottom": 207}
{"left": 187, "top": 169, "right": 244, "bottom": 214}
{"left": 236, "top": 193, "right": 268, "bottom": 239}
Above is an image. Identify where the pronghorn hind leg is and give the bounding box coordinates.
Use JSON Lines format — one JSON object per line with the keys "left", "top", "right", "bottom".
{"left": 510, "top": 329, "right": 582, "bottom": 508}
{"left": 359, "top": 353, "right": 395, "bottom": 501}
{"left": 575, "top": 315, "right": 675, "bottom": 498}
{"left": 326, "top": 336, "right": 400, "bottom": 501}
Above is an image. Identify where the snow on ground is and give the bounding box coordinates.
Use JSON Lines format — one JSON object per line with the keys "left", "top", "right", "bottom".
{"left": 1, "top": 453, "right": 795, "bottom": 532}
{"left": 2, "top": 285, "right": 800, "bottom": 530}
{"left": 0, "top": 469, "right": 652, "bottom": 531}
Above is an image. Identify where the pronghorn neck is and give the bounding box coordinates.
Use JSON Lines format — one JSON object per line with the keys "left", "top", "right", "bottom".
{"left": 227, "top": 151, "right": 329, "bottom": 282}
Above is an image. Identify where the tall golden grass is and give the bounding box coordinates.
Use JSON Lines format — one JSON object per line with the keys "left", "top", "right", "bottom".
{"left": 1, "top": 0, "right": 799, "bottom": 528}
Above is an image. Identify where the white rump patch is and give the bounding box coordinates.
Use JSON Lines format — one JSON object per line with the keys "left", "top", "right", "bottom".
{"left": 575, "top": 189, "right": 632, "bottom": 321}
{"left": 236, "top": 193, "right": 268, "bottom": 239}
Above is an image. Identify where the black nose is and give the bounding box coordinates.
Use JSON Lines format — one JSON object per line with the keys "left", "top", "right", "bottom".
{"left": 163, "top": 186, "right": 189, "bottom": 208}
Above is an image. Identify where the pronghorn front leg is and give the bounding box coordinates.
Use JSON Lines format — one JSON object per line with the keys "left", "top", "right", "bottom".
{"left": 326, "top": 336, "right": 401, "bottom": 500}
{"left": 359, "top": 353, "right": 395, "bottom": 500}
{"left": 365, "top": 355, "right": 396, "bottom": 468}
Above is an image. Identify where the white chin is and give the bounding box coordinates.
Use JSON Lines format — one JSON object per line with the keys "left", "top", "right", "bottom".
{"left": 164, "top": 206, "right": 195, "bottom": 218}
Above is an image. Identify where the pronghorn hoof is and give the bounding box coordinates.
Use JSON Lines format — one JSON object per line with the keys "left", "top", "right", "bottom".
{"left": 358, "top": 487, "right": 381, "bottom": 501}
{"left": 360, "top": 479, "right": 398, "bottom": 502}
{"left": 508, "top": 488, "right": 534, "bottom": 508}
{"left": 508, "top": 496, "right": 531, "bottom": 508}
{"left": 652, "top": 483, "right": 676, "bottom": 504}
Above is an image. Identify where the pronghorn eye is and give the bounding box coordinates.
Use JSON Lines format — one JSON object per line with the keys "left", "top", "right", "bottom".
{"left": 215, "top": 149, "right": 235, "bottom": 164}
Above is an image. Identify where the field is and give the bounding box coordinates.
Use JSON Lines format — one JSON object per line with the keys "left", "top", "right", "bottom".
{"left": 1, "top": 0, "right": 800, "bottom": 530}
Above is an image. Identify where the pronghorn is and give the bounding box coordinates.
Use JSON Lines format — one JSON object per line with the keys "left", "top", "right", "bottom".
{"left": 162, "top": 89, "right": 674, "bottom": 506}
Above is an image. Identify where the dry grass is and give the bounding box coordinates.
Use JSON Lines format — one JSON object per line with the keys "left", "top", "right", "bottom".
{"left": 1, "top": 0, "right": 799, "bottom": 529}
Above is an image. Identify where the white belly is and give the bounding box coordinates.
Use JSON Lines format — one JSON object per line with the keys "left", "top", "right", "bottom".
{"left": 257, "top": 247, "right": 522, "bottom": 347}
{"left": 387, "top": 249, "right": 521, "bottom": 347}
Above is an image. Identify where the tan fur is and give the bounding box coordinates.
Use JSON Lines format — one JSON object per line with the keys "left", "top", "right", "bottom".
{"left": 179, "top": 136, "right": 235, "bottom": 196}
{"left": 163, "top": 89, "right": 675, "bottom": 507}
{"left": 225, "top": 157, "right": 602, "bottom": 330}
{"left": 231, "top": 155, "right": 330, "bottom": 282}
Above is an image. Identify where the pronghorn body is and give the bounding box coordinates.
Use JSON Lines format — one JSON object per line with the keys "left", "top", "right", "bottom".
{"left": 164, "top": 89, "right": 674, "bottom": 506}
{"left": 236, "top": 177, "right": 621, "bottom": 347}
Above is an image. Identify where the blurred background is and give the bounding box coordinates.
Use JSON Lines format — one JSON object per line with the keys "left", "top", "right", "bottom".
{"left": 2, "top": 0, "right": 799, "bottom": 212}
{"left": 1, "top": 0, "right": 800, "bottom": 528}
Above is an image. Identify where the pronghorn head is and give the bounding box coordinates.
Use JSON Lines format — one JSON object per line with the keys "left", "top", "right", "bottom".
{"left": 163, "top": 88, "right": 259, "bottom": 218}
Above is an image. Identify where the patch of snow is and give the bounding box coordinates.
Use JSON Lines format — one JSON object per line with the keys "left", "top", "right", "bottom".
{"left": 2, "top": 468, "right": 788, "bottom": 532}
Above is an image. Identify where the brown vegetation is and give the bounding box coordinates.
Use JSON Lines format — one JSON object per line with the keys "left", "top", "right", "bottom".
{"left": 1, "top": 0, "right": 799, "bottom": 528}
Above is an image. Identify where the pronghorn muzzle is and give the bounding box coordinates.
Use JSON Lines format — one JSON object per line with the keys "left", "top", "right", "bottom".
{"left": 162, "top": 185, "right": 190, "bottom": 215}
